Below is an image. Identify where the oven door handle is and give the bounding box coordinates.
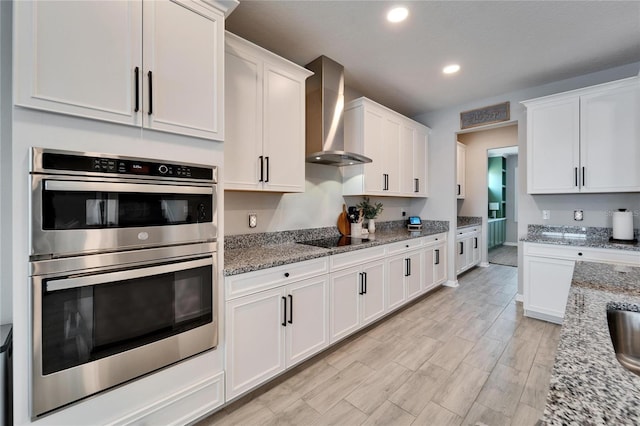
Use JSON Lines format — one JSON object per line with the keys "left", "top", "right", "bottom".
{"left": 44, "top": 180, "right": 213, "bottom": 195}
{"left": 45, "top": 257, "right": 212, "bottom": 292}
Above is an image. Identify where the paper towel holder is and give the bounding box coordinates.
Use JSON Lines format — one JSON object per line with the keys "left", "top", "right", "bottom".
{"left": 609, "top": 208, "right": 637, "bottom": 244}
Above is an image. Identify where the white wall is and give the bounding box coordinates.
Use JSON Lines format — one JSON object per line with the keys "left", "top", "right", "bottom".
{"left": 414, "top": 61, "right": 640, "bottom": 294}
{"left": 0, "top": 0, "right": 12, "bottom": 326}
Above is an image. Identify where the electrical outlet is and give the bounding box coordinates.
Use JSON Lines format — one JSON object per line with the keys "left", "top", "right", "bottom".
{"left": 401, "top": 210, "right": 406, "bottom": 217}
{"left": 574, "top": 210, "right": 584, "bottom": 221}
{"left": 542, "top": 210, "right": 550, "bottom": 220}
{"left": 248, "top": 213, "right": 257, "bottom": 228}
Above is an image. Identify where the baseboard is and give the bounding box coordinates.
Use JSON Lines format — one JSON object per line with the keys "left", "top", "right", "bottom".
{"left": 515, "top": 293, "right": 523, "bottom": 302}
{"left": 109, "top": 372, "right": 225, "bottom": 426}
{"left": 443, "top": 280, "right": 459, "bottom": 288}
{"left": 503, "top": 242, "right": 518, "bottom": 247}
{"left": 480, "top": 262, "right": 490, "bottom": 267}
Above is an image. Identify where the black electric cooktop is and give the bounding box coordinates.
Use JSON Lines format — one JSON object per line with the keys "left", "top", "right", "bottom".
{"left": 299, "top": 236, "right": 370, "bottom": 249}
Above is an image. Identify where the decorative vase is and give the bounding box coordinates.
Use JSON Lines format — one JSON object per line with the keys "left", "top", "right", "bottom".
{"left": 368, "top": 218, "right": 376, "bottom": 233}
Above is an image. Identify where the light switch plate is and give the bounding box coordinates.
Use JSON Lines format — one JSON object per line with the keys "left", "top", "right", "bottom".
{"left": 542, "top": 210, "right": 550, "bottom": 220}
{"left": 248, "top": 213, "right": 257, "bottom": 228}
{"left": 574, "top": 210, "right": 584, "bottom": 221}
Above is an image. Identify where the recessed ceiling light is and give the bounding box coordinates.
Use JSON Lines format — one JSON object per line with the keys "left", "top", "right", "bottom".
{"left": 443, "top": 64, "right": 461, "bottom": 74}
{"left": 387, "top": 7, "right": 408, "bottom": 23}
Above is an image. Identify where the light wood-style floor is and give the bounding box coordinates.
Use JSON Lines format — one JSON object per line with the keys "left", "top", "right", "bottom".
{"left": 196, "top": 264, "right": 561, "bottom": 426}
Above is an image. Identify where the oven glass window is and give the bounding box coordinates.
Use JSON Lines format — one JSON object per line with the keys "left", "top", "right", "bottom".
{"left": 42, "top": 189, "right": 213, "bottom": 230}
{"left": 41, "top": 264, "right": 212, "bottom": 375}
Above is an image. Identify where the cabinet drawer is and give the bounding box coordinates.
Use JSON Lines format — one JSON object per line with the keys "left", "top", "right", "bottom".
{"left": 386, "top": 238, "right": 423, "bottom": 255}
{"left": 456, "top": 227, "right": 479, "bottom": 239}
{"left": 524, "top": 242, "right": 640, "bottom": 266}
{"left": 423, "top": 233, "right": 446, "bottom": 246}
{"left": 330, "top": 245, "right": 386, "bottom": 271}
{"left": 225, "top": 257, "right": 329, "bottom": 300}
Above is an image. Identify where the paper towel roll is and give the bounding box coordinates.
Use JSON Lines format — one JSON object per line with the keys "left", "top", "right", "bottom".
{"left": 613, "top": 210, "right": 634, "bottom": 240}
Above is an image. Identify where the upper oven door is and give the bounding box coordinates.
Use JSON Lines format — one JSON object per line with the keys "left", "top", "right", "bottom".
{"left": 31, "top": 174, "right": 217, "bottom": 257}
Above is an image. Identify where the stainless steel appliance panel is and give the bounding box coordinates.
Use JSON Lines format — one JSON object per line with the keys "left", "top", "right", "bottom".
{"left": 30, "top": 242, "right": 217, "bottom": 417}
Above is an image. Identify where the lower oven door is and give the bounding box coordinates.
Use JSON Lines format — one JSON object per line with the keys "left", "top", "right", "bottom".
{"left": 30, "top": 243, "right": 217, "bottom": 417}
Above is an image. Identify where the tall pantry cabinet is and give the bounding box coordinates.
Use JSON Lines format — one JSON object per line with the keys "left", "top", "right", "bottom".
{"left": 14, "top": 0, "right": 227, "bottom": 141}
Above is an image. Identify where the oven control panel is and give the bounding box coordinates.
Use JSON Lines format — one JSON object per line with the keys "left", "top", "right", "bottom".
{"left": 38, "top": 150, "right": 215, "bottom": 182}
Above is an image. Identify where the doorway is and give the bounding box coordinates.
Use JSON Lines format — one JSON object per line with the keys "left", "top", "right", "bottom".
{"left": 487, "top": 146, "right": 518, "bottom": 267}
{"left": 456, "top": 123, "right": 518, "bottom": 268}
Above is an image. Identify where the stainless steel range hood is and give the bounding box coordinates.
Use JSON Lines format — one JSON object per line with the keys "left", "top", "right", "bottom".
{"left": 305, "top": 56, "right": 372, "bottom": 167}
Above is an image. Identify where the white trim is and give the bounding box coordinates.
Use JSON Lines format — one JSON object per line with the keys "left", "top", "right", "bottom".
{"left": 443, "top": 279, "right": 459, "bottom": 288}
{"left": 480, "top": 262, "right": 490, "bottom": 267}
{"left": 503, "top": 242, "right": 518, "bottom": 247}
{"left": 515, "top": 293, "right": 524, "bottom": 303}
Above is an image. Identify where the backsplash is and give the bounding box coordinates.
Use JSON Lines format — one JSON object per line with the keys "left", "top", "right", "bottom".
{"left": 527, "top": 224, "right": 639, "bottom": 240}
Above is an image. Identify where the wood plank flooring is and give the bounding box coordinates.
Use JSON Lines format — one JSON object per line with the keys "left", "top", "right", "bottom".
{"left": 196, "top": 264, "right": 560, "bottom": 426}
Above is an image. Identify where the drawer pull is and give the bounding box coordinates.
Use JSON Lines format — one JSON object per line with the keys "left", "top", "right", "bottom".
{"left": 578, "top": 252, "right": 583, "bottom": 257}
{"left": 284, "top": 272, "right": 290, "bottom": 277}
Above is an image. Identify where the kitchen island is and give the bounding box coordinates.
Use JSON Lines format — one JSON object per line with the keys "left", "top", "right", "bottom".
{"left": 542, "top": 261, "right": 640, "bottom": 424}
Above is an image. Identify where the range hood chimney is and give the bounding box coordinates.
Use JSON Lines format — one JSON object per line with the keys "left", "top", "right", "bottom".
{"left": 305, "top": 56, "right": 372, "bottom": 167}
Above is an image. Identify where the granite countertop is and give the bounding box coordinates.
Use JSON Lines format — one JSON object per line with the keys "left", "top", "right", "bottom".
{"left": 224, "top": 225, "right": 448, "bottom": 276}
{"left": 542, "top": 261, "right": 640, "bottom": 424}
{"left": 522, "top": 224, "right": 640, "bottom": 252}
{"left": 457, "top": 216, "right": 482, "bottom": 229}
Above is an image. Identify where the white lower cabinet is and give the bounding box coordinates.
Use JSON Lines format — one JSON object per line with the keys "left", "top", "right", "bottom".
{"left": 523, "top": 242, "right": 640, "bottom": 324}
{"left": 225, "top": 259, "right": 330, "bottom": 400}
{"left": 424, "top": 238, "right": 447, "bottom": 291}
{"left": 455, "top": 226, "right": 481, "bottom": 275}
{"left": 224, "top": 233, "right": 450, "bottom": 402}
{"left": 329, "top": 261, "right": 385, "bottom": 343}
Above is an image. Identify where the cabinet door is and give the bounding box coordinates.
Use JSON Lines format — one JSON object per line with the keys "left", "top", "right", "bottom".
{"left": 455, "top": 239, "right": 467, "bottom": 274}
{"left": 226, "top": 288, "right": 286, "bottom": 399}
{"left": 400, "top": 124, "right": 415, "bottom": 195}
{"left": 433, "top": 243, "right": 447, "bottom": 285}
{"left": 471, "top": 234, "right": 481, "bottom": 266}
{"left": 580, "top": 82, "right": 640, "bottom": 192}
{"left": 143, "top": 0, "right": 224, "bottom": 140}
{"left": 362, "top": 107, "right": 386, "bottom": 194}
{"left": 361, "top": 262, "right": 386, "bottom": 325}
{"left": 383, "top": 115, "right": 401, "bottom": 194}
{"left": 456, "top": 143, "right": 466, "bottom": 198}
{"left": 405, "top": 251, "right": 423, "bottom": 300}
{"left": 262, "top": 63, "right": 306, "bottom": 192}
{"left": 224, "top": 44, "right": 264, "bottom": 190}
{"left": 526, "top": 98, "right": 580, "bottom": 193}
{"left": 523, "top": 256, "right": 575, "bottom": 324}
{"left": 386, "top": 255, "right": 407, "bottom": 311}
{"left": 285, "top": 276, "right": 330, "bottom": 367}
{"left": 423, "top": 247, "right": 436, "bottom": 291}
{"left": 329, "top": 267, "right": 361, "bottom": 343}
{"left": 14, "top": 1, "right": 142, "bottom": 125}
{"left": 413, "top": 128, "right": 429, "bottom": 197}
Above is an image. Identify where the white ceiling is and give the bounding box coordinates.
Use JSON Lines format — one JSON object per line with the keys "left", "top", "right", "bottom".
{"left": 226, "top": 0, "right": 640, "bottom": 117}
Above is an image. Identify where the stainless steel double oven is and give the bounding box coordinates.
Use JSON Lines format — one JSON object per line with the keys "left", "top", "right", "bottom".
{"left": 29, "top": 148, "right": 218, "bottom": 417}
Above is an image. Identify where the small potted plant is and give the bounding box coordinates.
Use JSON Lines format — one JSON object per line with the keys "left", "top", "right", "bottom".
{"left": 356, "top": 197, "right": 383, "bottom": 233}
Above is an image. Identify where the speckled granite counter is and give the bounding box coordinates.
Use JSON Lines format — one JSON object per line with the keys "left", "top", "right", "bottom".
{"left": 224, "top": 220, "right": 449, "bottom": 276}
{"left": 522, "top": 225, "right": 640, "bottom": 252}
{"left": 457, "top": 216, "right": 481, "bottom": 229}
{"left": 542, "top": 261, "right": 640, "bottom": 424}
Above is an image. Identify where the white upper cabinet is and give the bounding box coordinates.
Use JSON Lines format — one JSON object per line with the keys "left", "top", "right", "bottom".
{"left": 14, "top": 0, "right": 228, "bottom": 141}
{"left": 456, "top": 142, "right": 466, "bottom": 198}
{"left": 523, "top": 77, "right": 640, "bottom": 194}
{"left": 224, "top": 32, "right": 312, "bottom": 192}
{"left": 401, "top": 121, "right": 429, "bottom": 197}
{"left": 343, "top": 97, "right": 430, "bottom": 197}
